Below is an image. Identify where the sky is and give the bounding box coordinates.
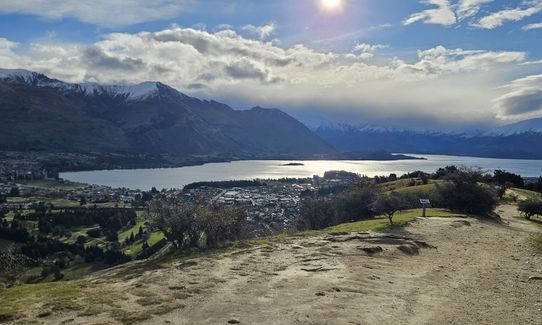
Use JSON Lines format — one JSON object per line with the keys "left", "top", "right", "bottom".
{"left": 1, "top": 0, "right": 542, "bottom": 130}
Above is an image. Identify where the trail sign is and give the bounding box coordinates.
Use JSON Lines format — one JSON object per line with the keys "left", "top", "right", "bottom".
{"left": 419, "top": 199, "right": 431, "bottom": 217}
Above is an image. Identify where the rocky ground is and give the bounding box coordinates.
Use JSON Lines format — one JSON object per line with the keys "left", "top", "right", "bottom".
{"left": 9, "top": 205, "right": 542, "bottom": 324}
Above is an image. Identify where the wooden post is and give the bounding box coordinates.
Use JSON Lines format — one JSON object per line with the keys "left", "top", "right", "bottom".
{"left": 419, "top": 199, "right": 430, "bottom": 218}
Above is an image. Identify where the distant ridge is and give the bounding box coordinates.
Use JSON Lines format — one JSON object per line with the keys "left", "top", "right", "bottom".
{"left": 316, "top": 122, "right": 542, "bottom": 160}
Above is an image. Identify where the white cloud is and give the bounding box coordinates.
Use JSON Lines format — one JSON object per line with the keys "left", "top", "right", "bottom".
{"left": 0, "top": 0, "right": 192, "bottom": 27}
{"left": 404, "top": 0, "right": 457, "bottom": 26}
{"left": 406, "top": 0, "right": 542, "bottom": 30}
{"left": 457, "top": 0, "right": 494, "bottom": 20}
{"left": 523, "top": 22, "right": 542, "bottom": 30}
{"left": 352, "top": 43, "right": 388, "bottom": 60}
{"left": 0, "top": 27, "right": 529, "bottom": 126}
{"left": 242, "top": 23, "right": 277, "bottom": 40}
{"left": 473, "top": 1, "right": 542, "bottom": 29}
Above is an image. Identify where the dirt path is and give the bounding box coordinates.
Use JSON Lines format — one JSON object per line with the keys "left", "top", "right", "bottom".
{"left": 38, "top": 206, "right": 542, "bottom": 324}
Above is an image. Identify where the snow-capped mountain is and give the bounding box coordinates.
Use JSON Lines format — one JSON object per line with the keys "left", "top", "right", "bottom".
{"left": 315, "top": 122, "right": 542, "bottom": 159}
{"left": 489, "top": 118, "right": 542, "bottom": 136}
{"left": 0, "top": 68, "right": 164, "bottom": 101}
{"left": 0, "top": 68, "right": 334, "bottom": 156}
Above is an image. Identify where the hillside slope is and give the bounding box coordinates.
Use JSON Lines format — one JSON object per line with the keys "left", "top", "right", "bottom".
{"left": 3, "top": 205, "right": 540, "bottom": 324}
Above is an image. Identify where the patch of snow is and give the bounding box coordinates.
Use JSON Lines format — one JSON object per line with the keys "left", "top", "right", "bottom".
{"left": 1, "top": 68, "right": 162, "bottom": 101}
{"left": 0, "top": 68, "right": 39, "bottom": 82}
{"left": 488, "top": 118, "right": 542, "bottom": 135}
{"left": 79, "top": 82, "right": 160, "bottom": 100}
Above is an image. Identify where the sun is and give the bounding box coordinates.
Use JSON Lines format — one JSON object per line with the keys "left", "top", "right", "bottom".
{"left": 319, "top": 0, "right": 344, "bottom": 13}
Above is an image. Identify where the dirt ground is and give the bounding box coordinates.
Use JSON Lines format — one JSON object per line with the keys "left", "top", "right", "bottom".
{"left": 23, "top": 205, "right": 542, "bottom": 324}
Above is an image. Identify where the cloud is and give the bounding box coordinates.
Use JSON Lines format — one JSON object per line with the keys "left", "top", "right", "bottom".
{"left": 404, "top": 0, "right": 457, "bottom": 26}
{"left": 351, "top": 43, "right": 388, "bottom": 60}
{"left": 457, "top": 0, "right": 494, "bottom": 20}
{"left": 523, "top": 22, "right": 542, "bottom": 30}
{"left": 0, "top": 27, "right": 530, "bottom": 127}
{"left": 241, "top": 23, "right": 276, "bottom": 40}
{"left": 495, "top": 74, "right": 542, "bottom": 120}
{"left": 473, "top": 1, "right": 542, "bottom": 29}
{"left": 405, "top": 0, "right": 542, "bottom": 30}
{"left": 0, "top": 0, "right": 192, "bottom": 27}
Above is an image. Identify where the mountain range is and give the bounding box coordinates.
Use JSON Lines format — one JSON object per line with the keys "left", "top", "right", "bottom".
{"left": 2, "top": 68, "right": 542, "bottom": 161}
{"left": 0, "top": 69, "right": 333, "bottom": 156}
{"left": 315, "top": 123, "right": 542, "bottom": 160}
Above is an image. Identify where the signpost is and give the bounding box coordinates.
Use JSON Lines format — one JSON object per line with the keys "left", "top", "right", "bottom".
{"left": 419, "top": 199, "right": 431, "bottom": 217}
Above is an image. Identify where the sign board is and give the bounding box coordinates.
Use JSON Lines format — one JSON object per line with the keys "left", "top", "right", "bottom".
{"left": 419, "top": 199, "right": 431, "bottom": 205}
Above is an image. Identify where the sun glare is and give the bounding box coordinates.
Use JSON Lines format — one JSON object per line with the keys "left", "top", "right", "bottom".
{"left": 320, "top": 0, "right": 344, "bottom": 13}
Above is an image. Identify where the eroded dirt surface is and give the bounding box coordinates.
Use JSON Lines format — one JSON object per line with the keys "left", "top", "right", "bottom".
{"left": 19, "top": 206, "right": 542, "bottom": 324}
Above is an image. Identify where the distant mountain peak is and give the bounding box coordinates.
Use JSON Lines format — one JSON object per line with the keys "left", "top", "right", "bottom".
{"left": 489, "top": 118, "right": 542, "bottom": 136}
{"left": 0, "top": 68, "right": 185, "bottom": 102}
{"left": 78, "top": 81, "right": 163, "bottom": 101}
{"left": 0, "top": 68, "right": 41, "bottom": 81}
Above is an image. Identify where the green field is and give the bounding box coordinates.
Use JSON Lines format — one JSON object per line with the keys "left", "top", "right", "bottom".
{"left": 0, "top": 280, "right": 85, "bottom": 321}
{"left": 6, "top": 196, "right": 80, "bottom": 207}
{"left": 17, "top": 179, "right": 86, "bottom": 190}
{"left": 509, "top": 188, "right": 542, "bottom": 200}
{"left": 119, "top": 221, "right": 147, "bottom": 242}
{"left": 124, "top": 231, "right": 165, "bottom": 256}
{"left": 379, "top": 179, "right": 443, "bottom": 194}
{"left": 322, "top": 208, "right": 467, "bottom": 234}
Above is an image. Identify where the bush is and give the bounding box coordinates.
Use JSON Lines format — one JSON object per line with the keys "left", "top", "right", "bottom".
{"left": 494, "top": 170, "right": 524, "bottom": 188}
{"left": 437, "top": 181, "right": 497, "bottom": 215}
{"left": 296, "top": 197, "right": 337, "bottom": 230}
{"left": 150, "top": 201, "right": 247, "bottom": 249}
{"left": 518, "top": 200, "right": 542, "bottom": 219}
{"left": 295, "top": 185, "right": 378, "bottom": 230}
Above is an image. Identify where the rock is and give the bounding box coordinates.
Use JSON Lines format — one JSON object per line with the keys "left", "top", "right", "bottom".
{"left": 301, "top": 266, "right": 335, "bottom": 272}
{"left": 397, "top": 244, "right": 420, "bottom": 256}
{"left": 315, "top": 292, "right": 326, "bottom": 296}
{"left": 451, "top": 220, "right": 471, "bottom": 228}
{"left": 228, "top": 319, "right": 241, "bottom": 324}
{"left": 528, "top": 276, "right": 542, "bottom": 281}
{"left": 358, "top": 246, "right": 383, "bottom": 256}
{"left": 178, "top": 260, "right": 198, "bottom": 269}
{"left": 38, "top": 311, "right": 52, "bottom": 318}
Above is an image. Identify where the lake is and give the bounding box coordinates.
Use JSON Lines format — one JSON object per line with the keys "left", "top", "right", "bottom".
{"left": 60, "top": 154, "right": 542, "bottom": 190}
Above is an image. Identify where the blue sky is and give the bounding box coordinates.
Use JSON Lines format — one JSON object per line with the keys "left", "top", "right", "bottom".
{"left": 1, "top": 0, "right": 542, "bottom": 129}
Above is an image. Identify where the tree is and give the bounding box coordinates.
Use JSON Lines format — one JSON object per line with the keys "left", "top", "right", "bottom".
{"left": 138, "top": 225, "right": 144, "bottom": 238}
{"left": 296, "top": 197, "right": 336, "bottom": 230}
{"left": 129, "top": 232, "right": 135, "bottom": 243}
{"left": 142, "top": 241, "right": 150, "bottom": 250}
{"left": 9, "top": 187, "right": 20, "bottom": 197}
{"left": 372, "top": 192, "right": 407, "bottom": 225}
{"left": 494, "top": 170, "right": 524, "bottom": 188}
{"left": 496, "top": 182, "right": 514, "bottom": 199}
{"left": 518, "top": 200, "right": 542, "bottom": 220}
{"left": 105, "top": 230, "right": 118, "bottom": 242}
{"left": 150, "top": 200, "right": 247, "bottom": 249}
{"left": 436, "top": 168, "right": 498, "bottom": 216}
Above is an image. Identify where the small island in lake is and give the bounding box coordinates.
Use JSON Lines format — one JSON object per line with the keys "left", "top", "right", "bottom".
{"left": 281, "top": 162, "right": 305, "bottom": 166}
